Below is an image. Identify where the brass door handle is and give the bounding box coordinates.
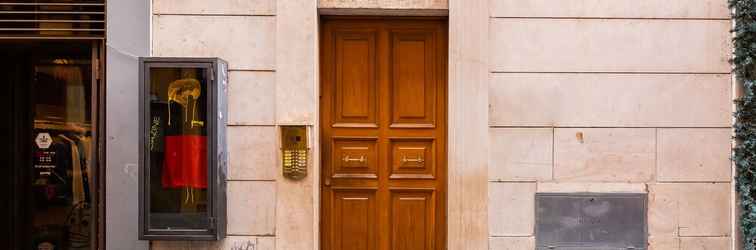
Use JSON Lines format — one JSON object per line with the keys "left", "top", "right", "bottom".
{"left": 402, "top": 156, "right": 424, "bottom": 164}
{"left": 342, "top": 155, "right": 366, "bottom": 163}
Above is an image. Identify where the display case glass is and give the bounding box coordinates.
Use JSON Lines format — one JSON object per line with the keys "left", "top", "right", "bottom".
{"left": 139, "top": 58, "right": 227, "bottom": 240}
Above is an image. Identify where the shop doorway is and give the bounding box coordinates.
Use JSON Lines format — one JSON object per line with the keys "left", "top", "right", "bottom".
{"left": 0, "top": 41, "right": 102, "bottom": 250}
{"left": 319, "top": 17, "right": 448, "bottom": 250}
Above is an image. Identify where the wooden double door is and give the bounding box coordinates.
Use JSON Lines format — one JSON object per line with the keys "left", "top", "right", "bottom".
{"left": 320, "top": 18, "right": 447, "bottom": 250}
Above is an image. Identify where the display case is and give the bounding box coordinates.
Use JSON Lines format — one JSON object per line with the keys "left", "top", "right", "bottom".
{"left": 138, "top": 58, "right": 228, "bottom": 240}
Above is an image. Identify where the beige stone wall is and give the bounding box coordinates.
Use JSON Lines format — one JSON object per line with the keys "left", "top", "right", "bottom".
{"left": 151, "top": 0, "right": 280, "bottom": 249}
{"left": 150, "top": 0, "right": 734, "bottom": 249}
{"left": 487, "top": 1, "right": 733, "bottom": 250}
{"left": 318, "top": 0, "right": 447, "bottom": 9}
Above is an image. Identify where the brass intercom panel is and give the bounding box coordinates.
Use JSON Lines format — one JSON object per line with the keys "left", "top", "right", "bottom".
{"left": 281, "top": 126, "right": 308, "bottom": 180}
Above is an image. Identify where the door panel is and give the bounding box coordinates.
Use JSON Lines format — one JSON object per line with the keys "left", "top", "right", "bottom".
{"left": 321, "top": 18, "right": 447, "bottom": 250}
{"left": 330, "top": 189, "right": 378, "bottom": 250}
{"left": 333, "top": 30, "right": 378, "bottom": 128}
{"left": 331, "top": 137, "right": 379, "bottom": 179}
{"left": 389, "top": 138, "right": 435, "bottom": 179}
{"left": 390, "top": 190, "right": 435, "bottom": 250}
{"left": 390, "top": 31, "right": 437, "bottom": 128}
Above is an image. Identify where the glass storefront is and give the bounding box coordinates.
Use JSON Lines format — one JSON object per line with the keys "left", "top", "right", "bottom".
{"left": 1, "top": 41, "right": 100, "bottom": 250}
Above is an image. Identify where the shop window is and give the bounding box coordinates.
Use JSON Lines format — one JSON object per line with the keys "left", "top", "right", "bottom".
{"left": 138, "top": 58, "right": 228, "bottom": 240}
{"left": 1, "top": 41, "right": 102, "bottom": 250}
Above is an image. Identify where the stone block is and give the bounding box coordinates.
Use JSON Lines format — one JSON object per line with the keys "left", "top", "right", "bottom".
{"left": 648, "top": 184, "right": 679, "bottom": 236}
{"left": 490, "top": 0, "right": 729, "bottom": 19}
{"left": 536, "top": 182, "right": 647, "bottom": 193}
{"left": 649, "top": 183, "right": 730, "bottom": 237}
{"left": 154, "top": 0, "right": 275, "bottom": 15}
{"left": 657, "top": 128, "right": 732, "bottom": 182}
{"left": 554, "top": 128, "right": 655, "bottom": 182}
{"left": 489, "top": 237, "right": 535, "bottom": 250}
{"left": 227, "top": 181, "right": 276, "bottom": 235}
{"left": 153, "top": 15, "right": 275, "bottom": 71}
{"left": 275, "top": 0, "right": 317, "bottom": 124}
{"left": 676, "top": 184, "right": 730, "bottom": 237}
{"left": 152, "top": 236, "right": 275, "bottom": 250}
{"left": 204, "top": 236, "right": 275, "bottom": 250}
{"left": 318, "top": 0, "right": 448, "bottom": 9}
{"left": 680, "top": 237, "right": 731, "bottom": 250}
{"left": 488, "top": 182, "right": 535, "bottom": 236}
{"left": 489, "top": 128, "right": 553, "bottom": 181}
{"left": 490, "top": 19, "right": 731, "bottom": 73}
{"left": 227, "top": 126, "right": 278, "bottom": 181}
{"left": 150, "top": 241, "right": 191, "bottom": 250}
{"left": 489, "top": 73, "right": 731, "bottom": 127}
{"left": 649, "top": 236, "right": 680, "bottom": 250}
{"left": 228, "top": 71, "right": 275, "bottom": 125}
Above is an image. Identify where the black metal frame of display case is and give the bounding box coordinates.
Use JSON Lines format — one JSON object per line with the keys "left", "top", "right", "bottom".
{"left": 138, "top": 57, "right": 228, "bottom": 241}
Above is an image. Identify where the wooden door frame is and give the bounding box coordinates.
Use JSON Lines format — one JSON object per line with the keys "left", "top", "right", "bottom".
{"left": 444, "top": 2, "right": 490, "bottom": 248}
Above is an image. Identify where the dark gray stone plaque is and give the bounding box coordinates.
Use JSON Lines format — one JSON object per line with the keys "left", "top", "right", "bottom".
{"left": 535, "top": 193, "right": 647, "bottom": 250}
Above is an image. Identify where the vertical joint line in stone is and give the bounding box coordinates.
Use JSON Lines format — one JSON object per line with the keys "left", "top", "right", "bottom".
{"left": 655, "top": 128, "right": 659, "bottom": 183}
{"left": 551, "top": 127, "right": 555, "bottom": 180}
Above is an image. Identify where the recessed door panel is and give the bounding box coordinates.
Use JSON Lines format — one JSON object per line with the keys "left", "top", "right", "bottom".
{"left": 389, "top": 138, "right": 435, "bottom": 179}
{"left": 391, "top": 190, "right": 435, "bottom": 250}
{"left": 390, "top": 31, "right": 437, "bottom": 128}
{"left": 330, "top": 189, "right": 378, "bottom": 250}
{"left": 333, "top": 30, "right": 378, "bottom": 128}
{"left": 332, "top": 137, "right": 378, "bottom": 179}
{"left": 321, "top": 18, "right": 447, "bottom": 250}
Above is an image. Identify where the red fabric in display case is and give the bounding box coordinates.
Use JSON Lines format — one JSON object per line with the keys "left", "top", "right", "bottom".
{"left": 162, "top": 135, "right": 207, "bottom": 189}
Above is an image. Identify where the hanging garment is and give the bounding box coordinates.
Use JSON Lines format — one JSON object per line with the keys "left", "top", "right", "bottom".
{"left": 75, "top": 135, "right": 92, "bottom": 202}
{"left": 59, "top": 134, "right": 84, "bottom": 205}
{"left": 75, "top": 135, "right": 90, "bottom": 169}
{"left": 161, "top": 77, "right": 208, "bottom": 190}
{"left": 162, "top": 135, "right": 207, "bottom": 189}
{"left": 167, "top": 78, "right": 201, "bottom": 127}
